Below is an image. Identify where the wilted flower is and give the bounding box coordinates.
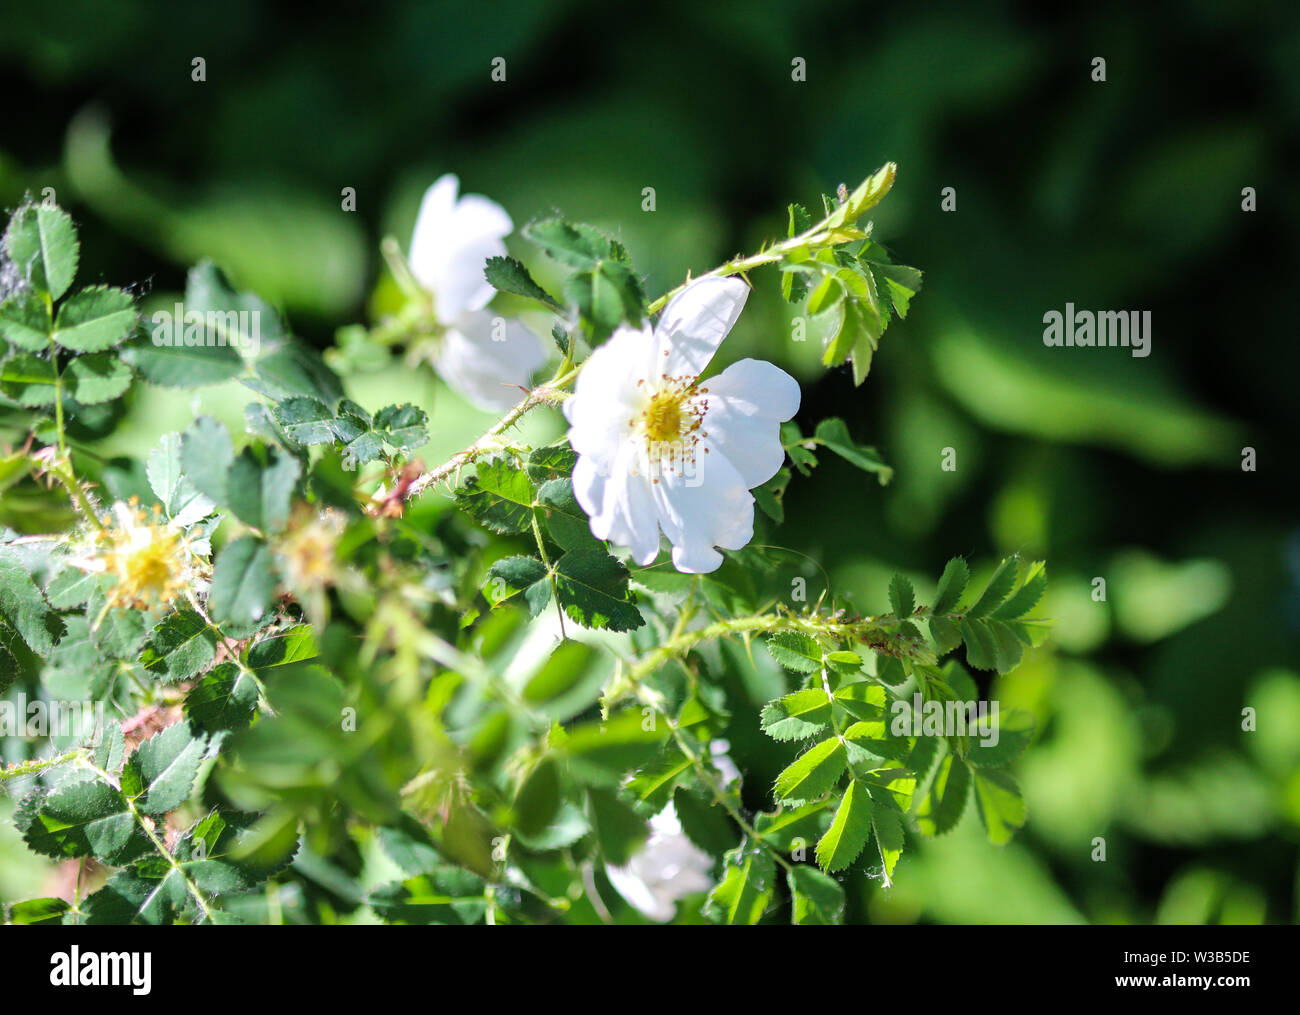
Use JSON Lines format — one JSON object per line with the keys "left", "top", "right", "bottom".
{"left": 82, "top": 499, "right": 197, "bottom": 615}
{"left": 407, "top": 174, "right": 545, "bottom": 410}
{"left": 564, "top": 276, "right": 800, "bottom": 573}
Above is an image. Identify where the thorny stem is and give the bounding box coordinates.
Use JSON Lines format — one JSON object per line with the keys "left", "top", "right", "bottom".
{"left": 0, "top": 749, "right": 88, "bottom": 783}
{"left": 399, "top": 366, "right": 576, "bottom": 504}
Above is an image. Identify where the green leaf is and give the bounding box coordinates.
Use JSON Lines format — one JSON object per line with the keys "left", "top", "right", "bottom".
{"left": 868, "top": 788, "right": 905, "bottom": 885}
{"left": 525, "top": 441, "right": 578, "bottom": 482}
{"left": 960, "top": 618, "right": 998, "bottom": 671}
{"left": 889, "top": 572, "right": 915, "bottom": 618}
{"left": 522, "top": 218, "right": 610, "bottom": 269}
{"left": 513, "top": 758, "right": 561, "bottom": 839}
{"left": 139, "top": 609, "right": 217, "bottom": 683}
{"left": 484, "top": 255, "right": 561, "bottom": 308}
{"left": 52, "top": 285, "right": 136, "bottom": 352}
{"left": 774, "top": 737, "right": 848, "bottom": 803}
{"left": 916, "top": 755, "right": 972, "bottom": 837}
{"left": 147, "top": 432, "right": 214, "bottom": 526}
{"left": 369, "top": 868, "right": 487, "bottom": 925}
{"left": 753, "top": 467, "right": 790, "bottom": 523}
{"left": 0, "top": 352, "right": 58, "bottom": 406}
{"left": 812, "top": 418, "right": 893, "bottom": 484}
{"left": 965, "top": 708, "right": 1035, "bottom": 768}
{"left": 375, "top": 818, "right": 442, "bottom": 877}
{"left": 225, "top": 446, "right": 301, "bottom": 533}
{"left": 993, "top": 560, "right": 1047, "bottom": 619}
{"left": 704, "top": 841, "right": 774, "bottom": 925}
{"left": 62, "top": 353, "right": 132, "bottom": 404}
{"left": 972, "top": 767, "right": 1027, "bottom": 845}
{"left": 832, "top": 681, "right": 885, "bottom": 722}
{"left": 184, "top": 661, "right": 259, "bottom": 733}
{"left": 587, "top": 788, "right": 649, "bottom": 865}
{"left": 455, "top": 457, "right": 535, "bottom": 534}
{"left": 931, "top": 556, "right": 969, "bottom": 615}
{"left": 535, "top": 477, "right": 600, "bottom": 551}
{"left": 373, "top": 403, "right": 428, "bottom": 451}
{"left": 760, "top": 688, "right": 832, "bottom": 741}
{"left": 0, "top": 555, "right": 62, "bottom": 655}
{"left": 485, "top": 554, "right": 551, "bottom": 617}
{"left": 929, "top": 615, "right": 962, "bottom": 655}
{"left": 6, "top": 897, "right": 70, "bottom": 925}
{"left": 553, "top": 547, "right": 643, "bottom": 632}
{"left": 121, "top": 722, "right": 208, "bottom": 815}
{"left": 814, "top": 779, "right": 874, "bottom": 872}
{"left": 625, "top": 744, "right": 694, "bottom": 812}
{"left": 0, "top": 289, "right": 53, "bottom": 350}
{"left": 788, "top": 864, "right": 846, "bottom": 924}
{"left": 119, "top": 334, "right": 244, "bottom": 388}
{"left": 209, "top": 536, "right": 276, "bottom": 633}
{"left": 45, "top": 565, "right": 99, "bottom": 609}
{"left": 966, "top": 555, "right": 1020, "bottom": 620}
{"left": 764, "top": 631, "right": 823, "bottom": 672}
{"left": 273, "top": 396, "right": 336, "bottom": 445}
{"left": 180, "top": 416, "right": 235, "bottom": 505}
{"left": 673, "top": 785, "right": 739, "bottom": 855}
{"left": 15, "top": 775, "right": 145, "bottom": 863}
{"left": 5, "top": 202, "right": 79, "bottom": 299}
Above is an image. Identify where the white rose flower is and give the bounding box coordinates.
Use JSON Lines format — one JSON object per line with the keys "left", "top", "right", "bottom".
{"left": 605, "top": 744, "right": 741, "bottom": 923}
{"left": 408, "top": 174, "right": 545, "bottom": 410}
{"left": 563, "top": 276, "right": 800, "bottom": 573}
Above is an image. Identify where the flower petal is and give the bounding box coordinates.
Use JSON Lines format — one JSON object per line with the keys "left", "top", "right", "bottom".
{"left": 701, "top": 358, "right": 801, "bottom": 488}
{"left": 434, "top": 312, "right": 544, "bottom": 411}
{"left": 564, "top": 323, "right": 656, "bottom": 468}
{"left": 650, "top": 439, "right": 754, "bottom": 573}
{"left": 653, "top": 276, "right": 748, "bottom": 377}
{"left": 408, "top": 174, "right": 513, "bottom": 322}
{"left": 572, "top": 451, "right": 660, "bottom": 565}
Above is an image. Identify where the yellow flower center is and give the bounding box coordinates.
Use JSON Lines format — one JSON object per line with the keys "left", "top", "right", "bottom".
{"left": 632, "top": 375, "right": 711, "bottom": 480}
{"left": 645, "top": 391, "right": 685, "bottom": 443}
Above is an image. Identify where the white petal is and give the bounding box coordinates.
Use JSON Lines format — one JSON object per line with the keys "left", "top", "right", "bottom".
{"left": 653, "top": 276, "right": 749, "bottom": 377}
{"left": 433, "top": 313, "right": 544, "bottom": 411}
{"left": 408, "top": 174, "right": 513, "bottom": 322}
{"left": 564, "top": 323, "right": 656, "bottom": 468}
{"left": 701, "top": 358, "right": 801, "bottom": 488}
{"left": 572, "top": 451, "right": 660, "bottom": 565}
{"left": 650, "top": 440, "right": 754, "bottom": 574}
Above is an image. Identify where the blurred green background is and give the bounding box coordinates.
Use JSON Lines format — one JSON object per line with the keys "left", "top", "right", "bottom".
{"left": 1, "top": 0, "right": 1298, "bottom": 923}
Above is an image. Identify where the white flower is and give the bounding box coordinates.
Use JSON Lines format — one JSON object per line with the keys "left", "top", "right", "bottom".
{"left": 605, "top": 743, "right": 740, "bottom": 922}
{"left": 563, "top": 276, "right": 800, "bottom": 573}
{"left": 605, "top": 802, "right": 714, "bottom": 922}
{"left": 408, "top": 174, "right": 545, "bottom": 411}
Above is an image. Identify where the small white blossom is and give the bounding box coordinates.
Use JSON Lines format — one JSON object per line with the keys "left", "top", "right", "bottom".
{"left": 408, "top": 174, "right": 545, "bottom": 410}
{"left": 564, "top": 277, "right": 800, "bottom": 573}
{"left": 605, "top": 744, "right": 740, "bottom": 922}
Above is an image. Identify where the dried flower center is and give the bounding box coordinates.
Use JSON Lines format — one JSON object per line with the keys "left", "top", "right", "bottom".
{"left": 94, "top": 500, "right": 192, "bottom": 612}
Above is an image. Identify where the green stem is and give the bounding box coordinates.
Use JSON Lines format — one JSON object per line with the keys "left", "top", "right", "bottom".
{"left": 0, "top": 749, "right": 87, "bottom": 783}
{"left": 401, "top": 365, "right": 577, "bottom": 503}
